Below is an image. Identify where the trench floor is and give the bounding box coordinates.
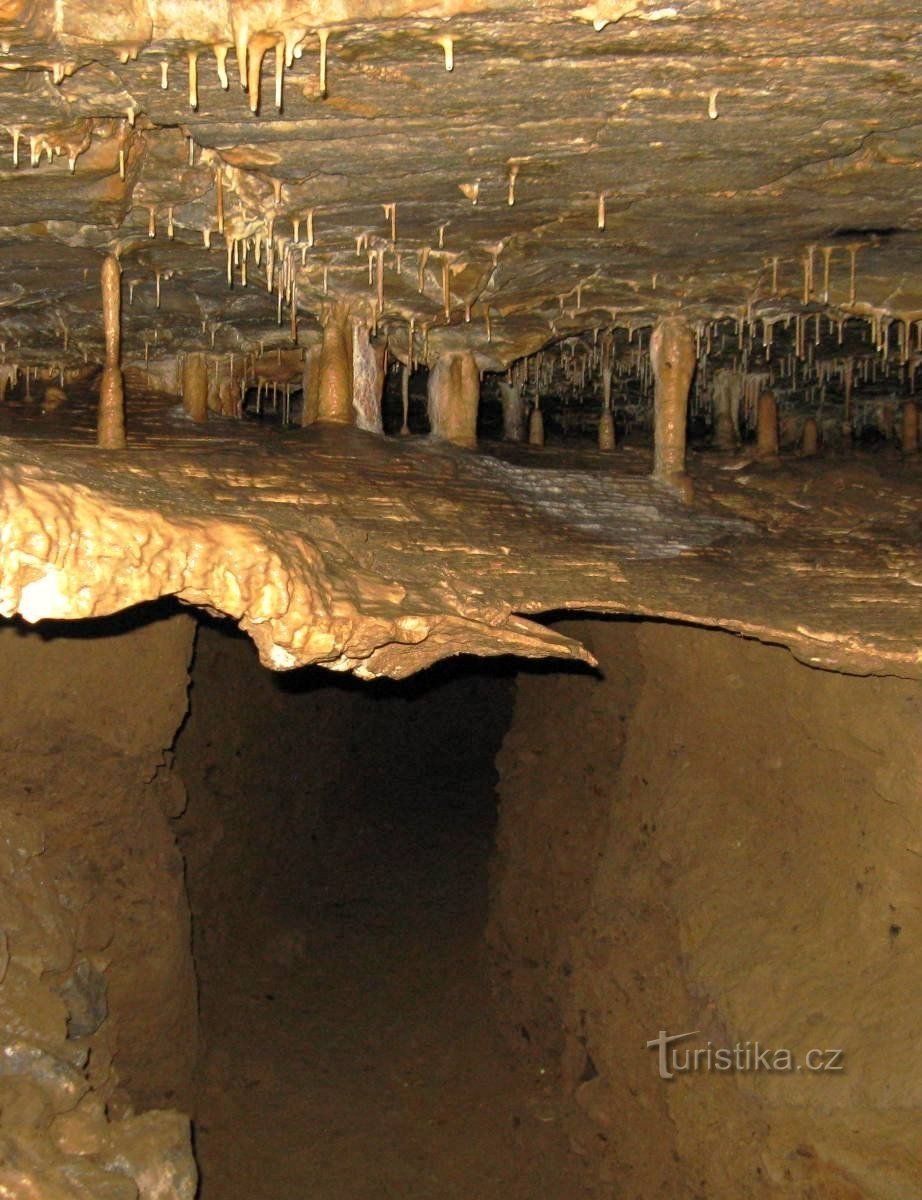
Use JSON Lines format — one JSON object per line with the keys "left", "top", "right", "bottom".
{"left": 190, "top": 776, "right": 599, "bottom": 1200}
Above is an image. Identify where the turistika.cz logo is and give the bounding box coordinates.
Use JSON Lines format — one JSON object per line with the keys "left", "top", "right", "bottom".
{"left": 646, "top": 1030, "right": 845, "bottom": 1080}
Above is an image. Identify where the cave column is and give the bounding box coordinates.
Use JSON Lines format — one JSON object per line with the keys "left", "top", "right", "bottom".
{"left": 317, "top": 305, "right": 354, "bottom": 424}
{"left": 650, "top": 317, "right": 695, "bottom": 497}
{"left": 97, "top": 254, "right": 126, "bottom": 449}
{"left": 427, "top": 351, "right": 480, "bottom": 448}
{"left": 351, "top": 321, "right": 385, "bottom": 434}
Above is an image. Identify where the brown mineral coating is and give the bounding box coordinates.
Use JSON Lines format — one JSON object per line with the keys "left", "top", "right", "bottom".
{"left": 901, "top": 399, "right": 918, "bottom": 454}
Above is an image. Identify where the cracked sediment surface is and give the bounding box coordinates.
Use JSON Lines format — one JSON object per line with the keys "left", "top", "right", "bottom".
{"left": 2, "top": 391, "right": 922, "bottom": 678}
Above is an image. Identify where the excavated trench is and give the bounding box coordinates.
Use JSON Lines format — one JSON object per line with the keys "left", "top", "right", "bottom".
{"left": 3, "top": 602, "right": 922, "bottom": 1198}
{"left": 173, "top": 619, "right": 590, "bottom": 1200}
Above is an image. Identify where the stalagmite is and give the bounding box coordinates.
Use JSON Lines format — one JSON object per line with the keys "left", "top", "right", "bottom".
{"left": 352, "top": 323, "right": 385, "bottom": 434}
{"left": 756, "top": 390, "right": 779, "bottom": 460}
{"left": 711, "top": 366, "right": 742, "bottom": 449}
{"left": 597, "top": 192, "right": 605, "bottom": 230}
{"left": 97, "top": 254, "right": 126, "bottom": 449}
{"left": 301, "top": 343, "right": 322, "bottom": 426}
{"left": 182, "top": 354, "right": 208, "bottom": 423}
{"left": 901, "top": 400, "right": 919, "bottom": 454}
{"left": 317, "top": 307, "right": 353, "bottom": 423}
{"left": 598, "top": 363, "right": 615, "bottom": 449}
{"left": 498, "top": 380, "right": 524, "bottom": 442}
{"left": 801, "top": 417, "right": 818, "bottom": 456}
{"left": 427, "top": 351, "right": 479, "bottom": 447}
{"left": 650, "top": 317, "right": 695, "bottom": 497}
{"left": 528, "top": 400, "right": 544, "bottom": 446}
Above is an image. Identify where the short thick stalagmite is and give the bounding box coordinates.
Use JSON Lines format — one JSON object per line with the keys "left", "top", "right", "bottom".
{"left": 756, "top": 389, "right": 779, "bottom": 459}
{"left": 801, "top": 416, "right": 819, "bottom": 456}
{"left": 650, "top": 317, "right": 694, "bottom": 496}
{"left": 317, "top": 308, "right": 354, "bottom": 425}
{"left": 352, "top": 322, "right": 384, "bottom": 435}
{"left": 97, "top": 254, "right": 126, "bottom": 449}
{"left": 427, "top": 351, "right": 480, "bottom": 447}
{"left": 182, "top": 354, "right": 208, "bottom": 424}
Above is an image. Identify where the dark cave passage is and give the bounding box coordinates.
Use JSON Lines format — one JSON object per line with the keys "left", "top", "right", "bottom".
{"left": 174, "top": 620, "right": 594, "bottom": 1200}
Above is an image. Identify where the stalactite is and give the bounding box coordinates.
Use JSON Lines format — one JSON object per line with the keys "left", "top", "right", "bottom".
{"left": 215, "top": 44, "right": 230, "bottom": 89}
{"left": 216, "top": 167, "right": 224, "bottom": 233}
{"left": 437, "top": 35, "right": 454, "bottom": 71}
{"left": 442, "top": 259, "right": 451, "bottom": 319}
{"left": 507, "top": 161, "right": 519, "bottom": 206}
{"left": 188, "top": 50, "right": 200, "bottom": 109}
{"left": 275, "top": 38, "right": 285, "bottom": 110}
{"left": 376, "top": 247, "right": 385, "bottom": 312}
{"left": 318, "top": 29, "right": 330, "bottom": 99}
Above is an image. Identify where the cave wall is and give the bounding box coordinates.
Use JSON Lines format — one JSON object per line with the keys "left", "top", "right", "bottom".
{"left": 489, "top": 619, "right": 922, "bottom": 1199}
{"left": 0, "top": 608, "right": 199, "bottom": 1198}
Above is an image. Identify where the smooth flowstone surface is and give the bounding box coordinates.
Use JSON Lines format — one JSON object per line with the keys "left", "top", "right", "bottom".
{"left": 1, "top": 390, "right": 921, "bottom": 678}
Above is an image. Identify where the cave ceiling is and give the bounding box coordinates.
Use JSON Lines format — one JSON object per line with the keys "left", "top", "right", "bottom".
{"left": 0, "top": 0, "right": 920, "bottom": 371}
